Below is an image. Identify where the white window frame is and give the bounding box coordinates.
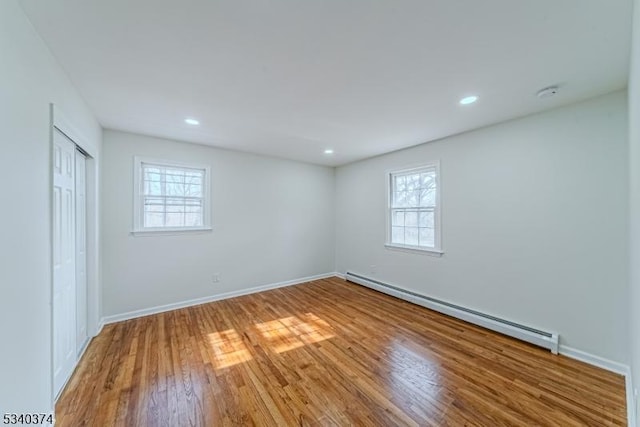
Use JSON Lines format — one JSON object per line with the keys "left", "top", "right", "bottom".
{"left": 385, "top": 162, "right": 443, "bottom": 256}
{"left": 132, "top": 156, "right": 212, "bottom": 235}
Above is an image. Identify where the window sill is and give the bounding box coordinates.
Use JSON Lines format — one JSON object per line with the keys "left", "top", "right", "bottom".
{"left": 131, "top": 227, "right": 213, "bottom": 237}
{"left": 384, "top": 243, "right": 444, "bottom": 257}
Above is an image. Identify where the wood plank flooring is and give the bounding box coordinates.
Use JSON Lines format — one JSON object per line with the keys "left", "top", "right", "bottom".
{"left": 56, "top": 278, "right": 627, "bottom": 426}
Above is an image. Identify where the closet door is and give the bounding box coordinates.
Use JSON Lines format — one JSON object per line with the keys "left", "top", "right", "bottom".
{"left": 75, "top": 150, "right": 88, "bottom": 354}
{"left": 52, "top": 129, "right": 77, "bottom": 396}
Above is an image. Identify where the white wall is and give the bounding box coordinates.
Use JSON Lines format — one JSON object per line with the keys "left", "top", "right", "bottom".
{"left": 0, "top": 0, "right": 102, "bottom": 415}
{"left": 629, "top": 0, "right": 640, "bottom": 420}
{"left": 336, "top": 91, "right": 629, "bottom": 363}
{"left": 101, "top": 130, "right": 335, "bottom": 317}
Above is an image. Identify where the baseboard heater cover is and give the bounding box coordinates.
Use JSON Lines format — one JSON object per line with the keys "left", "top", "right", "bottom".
{"left": 344, "top": 272, "right": 559, "bottom": 354}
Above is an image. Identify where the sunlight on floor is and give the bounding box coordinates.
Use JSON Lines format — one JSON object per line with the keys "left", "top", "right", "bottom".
{"left": 254, "top": 313, "right": 335, "bottom": 353}
{"left": 207, "top": 329, "right": 253, "bottom": 369}
{"left": 206, "top": 314, "right": 335, "bottom": 369}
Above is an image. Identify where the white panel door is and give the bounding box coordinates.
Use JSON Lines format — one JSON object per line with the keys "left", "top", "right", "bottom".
{"left": 75, "top": 151, "right": 88, "bottom": 354}
{"left": 52, "top": 130, "right": 77, "bottom": 396}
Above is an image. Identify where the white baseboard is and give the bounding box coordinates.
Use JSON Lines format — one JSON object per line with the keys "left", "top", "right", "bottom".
{"left": 627, "top": 370, "right": 637, "bottom": 427}
{"left": 76, "top": 338, "right": 91, "bottom": 361}
{"left": 101, "top": 272, "right": 337, "bottom": 325}
{"left": 334, "top": 271, "right": 346, "bottom": 279}
{"left": 94, "top": 318, "right": 105, "bottom": 336}
{"left": 558, "top": 345, "right": 629, "bottom": 375}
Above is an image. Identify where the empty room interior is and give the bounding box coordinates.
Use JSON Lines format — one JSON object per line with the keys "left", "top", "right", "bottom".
{"left": 2, "top": 0, "right": 640, "bottom": 425}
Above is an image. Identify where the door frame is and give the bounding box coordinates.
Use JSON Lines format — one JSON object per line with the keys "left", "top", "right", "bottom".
{"left": 75, "top": 149, "right": 89, "bottom": 354}
{"left": 50, "top": 104, "right": 100, "bottom": 403}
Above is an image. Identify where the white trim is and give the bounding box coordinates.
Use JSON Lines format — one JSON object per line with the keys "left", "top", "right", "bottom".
{"left": 54, "top": 338, "right": 92, "bottom": 404}
{"left": 333, "top": 272, "right": 346, "bottom": 280}
{"left": 385, "top": 161, "right": 442, "bottom": 253}
{"left": 75, "top": 338, "right": 91, "bottom": 366}
{"left": 384, "top": 243, "right": 444, "bottom": 256}
{"left": 52, "top": 103, "right": 102, "bottom": 341}
{"left": 95, "top": 318, "right": 105, "bottom": 337}
{"left": 50, "top": 104, "right": 101, "bottom": 408}
{"left": 132, "top": 156, "right": 212, "bottom": 233}
{"left": 130, "top": 227, "right": 213, "bottom": 237}
{"left": 627, "top": 370, "right": 637, "bottom": 427}
{"left": 51, "top": 105, "right": 95, "bottom": 158}
{"left": 101, "top": 272, "right": 336, "bottom": 324}
{"left": 558, "top": 345, "right": 629, "bottom": 375}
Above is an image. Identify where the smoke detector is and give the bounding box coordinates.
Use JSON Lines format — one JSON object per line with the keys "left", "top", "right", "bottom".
{"left": 536, "top": 86, "right": 559, "bottom": 99}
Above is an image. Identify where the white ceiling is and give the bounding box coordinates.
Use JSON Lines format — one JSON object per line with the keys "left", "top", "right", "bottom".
{"left": 20, "top": 0, "right": 633, "bottom": 166}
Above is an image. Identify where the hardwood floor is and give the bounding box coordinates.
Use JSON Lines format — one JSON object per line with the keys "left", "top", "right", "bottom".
{"left": 56, "top": 278, "right": 627, "bottom": 426}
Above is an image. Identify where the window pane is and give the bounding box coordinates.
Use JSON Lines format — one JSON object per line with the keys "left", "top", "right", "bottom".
{"left": 166, "top": 182, "right": 185, "bottom": 196}
{"left": 419, "top": 227, "right": 435, "bottom": 247}
{"left": 166, "top": 197, "right": 185, "bottom": 205}
{"left": 165, "top": 170, "right": 185, "bottom": 183}
{"left": 392, "top": 211, "right": 404, "bottom": 226}
{"left": 405, "top": 227, "right": 419, "bottom": 246}
{"left": 185, "top": 213, "right": 203, "bottom": 226}
{"left": 390, "top": 166, "right": 438, "bottom": 250}
{"left": 420, "top": 171, "right": 435, "bottom": 187}
{"left": 393, "top": 191, "right": 407, "bottom": 207}
{"left": 166, "top": 206, "right": 184, "bottom": 215}
{"left": 185, "top": 204, "right": 202, "bottom": 214}
{"left": 419, "top": 188, "right": 435, "bottom": 207}
{"left": 405, "top": 211, "right": 418, "bottom": 227}
{"left": 164, "top": 198, "right": 183, "bottom": 210}
{"left": 391, "top": 226, "right": 404, "bottom": 244}
{"left": 144, "top": 170, "right": 161, "bottom": 181}
{"left": 139, "top": 162, "right": 207, "bottom": 229}
{"left": 406, "top": 173, "right": 420, "bottom": 191}
{"left": 165, "top": 212, "right": 184, "bottom": 227}
{"left": 186, "top": 184, "right": 202, "bottom": 197}
{"left": 144, "top": 180, "right": 162, "bottom": 196}
{"left": 144, "top": 212, "right": 163, "bottom": 227}
{"left": 406, "top": 190, "right": 420, "bottom": 207}
{"left": 419, "top": 211, "right": 434, "bottom": 228}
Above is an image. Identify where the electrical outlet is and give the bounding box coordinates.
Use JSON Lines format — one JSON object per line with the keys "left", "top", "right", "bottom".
{"left": 212, "top": 273, "right": 220, "bottom": 283}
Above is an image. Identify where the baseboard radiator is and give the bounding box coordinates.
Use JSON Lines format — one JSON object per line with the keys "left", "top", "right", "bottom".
{"left": 344, "top": 272, "right": 559, "bottom": 354}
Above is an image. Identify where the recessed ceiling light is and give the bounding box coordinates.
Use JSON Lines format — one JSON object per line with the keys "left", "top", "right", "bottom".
{"left": 324, "top": 149, "right": 334, "bottom": 155}
{"left": 184, "top": 118, "right": 200, "bottom": 125}
{"left": 459, "top": 96, "right": 478, "bottom": 105}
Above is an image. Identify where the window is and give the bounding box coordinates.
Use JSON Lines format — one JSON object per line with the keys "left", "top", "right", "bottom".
{"left": 387, "top": 163, "right": 441, "bottom": 254}
{"left": 133, "top": 157, "right": 211, "bottom": 234}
